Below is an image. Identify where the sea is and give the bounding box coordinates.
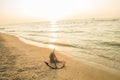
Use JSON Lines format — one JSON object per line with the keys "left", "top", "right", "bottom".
{"left": 0, "top": 18, "right": 120, "bottom": 70}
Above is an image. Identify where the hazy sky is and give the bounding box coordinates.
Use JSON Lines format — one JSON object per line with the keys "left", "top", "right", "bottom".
{"left": 0, "top": 0, "right": 120, "bottom": 24}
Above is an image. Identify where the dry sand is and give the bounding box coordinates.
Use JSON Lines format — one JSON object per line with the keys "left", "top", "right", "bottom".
{"left": 0, "top": 33, "right": 120, "bottom": 80}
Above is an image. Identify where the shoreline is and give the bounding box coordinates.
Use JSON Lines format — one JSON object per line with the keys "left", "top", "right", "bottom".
{"left": 3, "top": 32, "right": 120, "bottom": 72}
{"left": 0, "top": 32, "right": 120, "bottom": 80}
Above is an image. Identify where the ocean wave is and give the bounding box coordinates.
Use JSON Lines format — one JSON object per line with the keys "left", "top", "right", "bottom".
{"left": 92, "top": 18, "right": 120, "bottom": 22}
{"left": 23, "top": 30, "right": 83, "bottom": 33}
{"left": 0, "top": 27, "right": 5, "bottom": 30}
{"left": 98, "top": 55, "right": 120, "bottom": 63}
{"left": 100, "top": 41, "right": 120, "bottom": 47}
{"left": 20, "top": 36, "right": 78, "bottom": 48}
{"left": 28, "top": 33, "right": 58, "bottom": 38}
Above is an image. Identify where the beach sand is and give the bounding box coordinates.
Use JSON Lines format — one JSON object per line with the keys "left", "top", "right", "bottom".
{"left": 0, "top": 33, "right": 120, "bottom": 80}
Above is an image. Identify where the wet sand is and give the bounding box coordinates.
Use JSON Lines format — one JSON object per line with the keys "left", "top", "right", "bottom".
{"left": 0, "top": 33, "right": 120, "bottom": 80}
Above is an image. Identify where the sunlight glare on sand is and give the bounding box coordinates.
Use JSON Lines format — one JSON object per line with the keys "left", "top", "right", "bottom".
{"left": 48, "top": 44, "right": 55, "bottom": 49}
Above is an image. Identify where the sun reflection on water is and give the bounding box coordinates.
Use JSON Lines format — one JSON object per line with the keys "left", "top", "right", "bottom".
{"left": 49, "top": 38, "right": 57, "bottom": 42}
{"left": 49, "top": 27, "right": 59, "bottom": 31}
{"left": 50, "top": 33, "right": 57, "bottom": 37}
{"left": 48, "top": 21, "right": 59, "bottom": 49}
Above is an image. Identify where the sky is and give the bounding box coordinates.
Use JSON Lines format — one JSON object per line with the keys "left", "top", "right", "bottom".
{"left": 0, "top": 0, "right": 120, "bottom": 24}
